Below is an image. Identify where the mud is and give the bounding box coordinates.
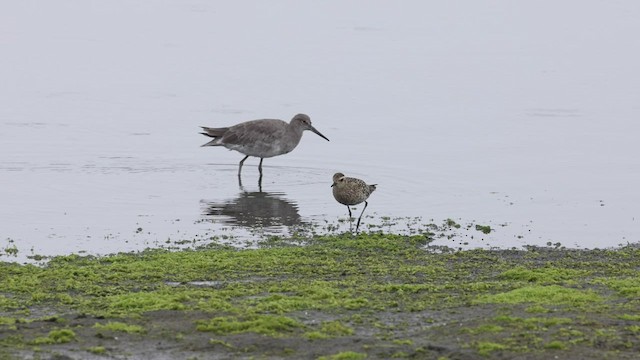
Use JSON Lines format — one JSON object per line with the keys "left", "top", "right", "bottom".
{"left": 1, "top": 234, "right": 639, "bottom": 359}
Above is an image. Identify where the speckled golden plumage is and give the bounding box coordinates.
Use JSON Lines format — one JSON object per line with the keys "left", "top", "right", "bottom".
{"left": 331, "top": 172, "right": 377, "bottom": 231}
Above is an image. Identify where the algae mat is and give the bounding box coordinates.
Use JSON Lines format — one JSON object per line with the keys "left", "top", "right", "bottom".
{"left": 1, "top": 233, "right": 639, "bottom": 359}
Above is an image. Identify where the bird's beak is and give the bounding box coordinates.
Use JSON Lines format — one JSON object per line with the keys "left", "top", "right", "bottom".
{"left": 331, "top": 182, "right": 336, "bottom": 187}
{"left": 310, "top": 126, "right": 330, "bottom": 141}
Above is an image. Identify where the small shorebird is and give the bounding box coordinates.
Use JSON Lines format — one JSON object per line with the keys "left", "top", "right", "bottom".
{"left": 201, "top": 113, "right": 329, "bottom": 179}
{"left": 331, "top": 172, "right": 377, "bottom": 232}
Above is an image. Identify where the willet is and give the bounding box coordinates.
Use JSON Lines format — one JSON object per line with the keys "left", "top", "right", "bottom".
{"left": 331, "top": 172, "right": 377, "bottom": 232}
{"left": 200, "top": 114, "right": 329, "bottom": 179}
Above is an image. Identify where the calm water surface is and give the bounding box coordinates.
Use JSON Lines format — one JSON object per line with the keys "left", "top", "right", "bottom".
{"left": 2, "top": 1, "right": 639, "bottom": 262}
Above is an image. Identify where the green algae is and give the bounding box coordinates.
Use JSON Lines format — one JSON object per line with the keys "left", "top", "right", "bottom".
{"left": 463, "top": 324, "right": 504, "bottom": 334}
{"left": 499, "top": 266, "right": 588, "bottom": 284}
{"left": 209, "top": 338, "right": 234, "bottom": 348}
{"left": 627, "top": 325, "right": 640, "bottom": 334}
{"left": 305, "top": 320, "right": 354, "bottom": 340}
{"left": 196, "top": 314, "right": 302, "bottom": 336}
{"left": 476, "top": 341, "right": 506, "bottom": 356}
{"left": 31, "top": 329, "right": 76, "bottom": 345}
{"left": 593, "top": 277, "right": 640, "bottom": 297}
{"left": 318, "top": 351, "right": 367, "bottom": 360}
{"left": 445, "top": 218, "right": 461, "bottom": 229}
{"left": 619, "top": 314, "right": 640, "bottom": 321}
{"left": 474, "top": 224, "right": 492, "bottom": 234}
{"left": 475, "top": 285, "right": 603, "bottom": 306}
{"left": 544, "top": 340, "right": 567, "bottom": 350}
{"left": 0, "top": 317, "right": 17, "bottom": 331}
{"left": 86, "top": 345, "right": 106, "bottom": 354}
{"left": 93, "top": 321, "right": 144, "bottom": 334}
{"left": 0, "top": 295, "right": 20, "bottom": 310}
{"left": 0, "top": 234, "right": 639, "bottom": 358}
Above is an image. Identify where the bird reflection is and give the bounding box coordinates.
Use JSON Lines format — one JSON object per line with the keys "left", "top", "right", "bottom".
{"left": 202, "top": 189, "right": 306, "bottom": 229}
{"left": 238, "top": 174, "right": 261, "bottom": 192}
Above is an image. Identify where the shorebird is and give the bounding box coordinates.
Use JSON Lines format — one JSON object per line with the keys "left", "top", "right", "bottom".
{"left": 201, "top": 113, "right": 329, "bottom": 178}
{"left": 331, "top": 172, "right": 377, "bottom": 232}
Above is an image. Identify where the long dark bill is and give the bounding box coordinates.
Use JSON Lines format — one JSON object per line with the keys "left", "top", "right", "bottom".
{"left": 310, "top": 126, "right": 330, "bottom": 141}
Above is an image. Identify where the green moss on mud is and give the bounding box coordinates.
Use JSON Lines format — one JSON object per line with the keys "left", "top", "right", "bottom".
{"left": 196, "top": 314, "right": 302, "bottom": 336}
{"left": 87, "top": 345, "right": 106, "bottom": 354}
{"left": 31, "top": 329, "right": 76, "bottom": 345}
{"left": 94, "top": 321, "right": 144, "bottom": 334}
{"left": 0, "top": 317, "right": 17, "bottom": 328}
{"left": 305, "top": 320, "right": 354, "bottom": 340}
{"left": 476, "top": 341, "right": 506, "bottom": 355}
{"left": 1, "top": 233, "right": 639, "bottom": 359}
{"left": 499, "top": 266, "right": 588, "bottom": 284}
{"left": 476, "top": 285, "right": 603, "bottom": 306}
{"left": 475, "top": 224, "right": 492, "bottom": 234}
{"left": 318, "top": 351, "right": 367, "bottom": 360}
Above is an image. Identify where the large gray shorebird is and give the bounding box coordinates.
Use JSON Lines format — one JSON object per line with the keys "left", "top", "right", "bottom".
{"left": 331, "top": 172, "right": 377, "bottom": 232}
{"left": 201, "top": 113, "right": 329, "bottom": 178}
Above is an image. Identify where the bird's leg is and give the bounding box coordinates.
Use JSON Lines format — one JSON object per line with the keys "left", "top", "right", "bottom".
{"left": 258, "top": 172, "right": 263, "bottom": 191}
{"left": 346, "top": 205, "right": 354, "bottom": 233}
{"left": 238, "top": 155, "right": 249, "bottom": 177}
{"left": 258, "top": 158, "right": 264, "bottom": 176}
{"left": 237, "top": 175, "right": 244, "bottom": 190}
{"left": 355, "top": 201, "right": 369, "bottom": 233}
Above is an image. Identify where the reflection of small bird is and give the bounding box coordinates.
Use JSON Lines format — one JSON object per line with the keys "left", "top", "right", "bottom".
{"left": 200, "top": 114, "right": 329, "bottom": 178}
{"left": 331, "top": 172, "right": 377, "bottom": 232}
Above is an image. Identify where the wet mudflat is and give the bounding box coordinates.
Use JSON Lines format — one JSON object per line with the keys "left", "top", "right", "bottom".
{"left": 1, "top": 230, "right": 639, "bottom": 360}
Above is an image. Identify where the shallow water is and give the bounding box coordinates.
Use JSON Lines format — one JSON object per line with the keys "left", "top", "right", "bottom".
{"left": 2, "top": 1, "right": 639, "bottom": 262}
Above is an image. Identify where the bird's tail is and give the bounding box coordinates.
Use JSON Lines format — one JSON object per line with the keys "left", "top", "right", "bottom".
{"left": 200, "top": 138, "right": 219, "bottom": 147}
{"left": 200, "top": 126, "right": 229, "bottom": 147}
{"left": 200, "top": 126, "right": 229, "bottom": 138}
{"left": 369, "top": 184, "right": 377, "bottom": 193}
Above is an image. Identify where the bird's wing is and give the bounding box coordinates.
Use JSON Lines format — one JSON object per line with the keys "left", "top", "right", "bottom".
{"left": 222, "top": 119, "right": 286, "bottom": 145}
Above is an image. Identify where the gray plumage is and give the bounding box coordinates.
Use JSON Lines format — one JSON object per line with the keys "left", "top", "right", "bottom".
{"left": 201, "top": 113, "right": 329, "bottom": 177}
{"left": 331, "top": 172, "right": 377, "bottom": 232}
